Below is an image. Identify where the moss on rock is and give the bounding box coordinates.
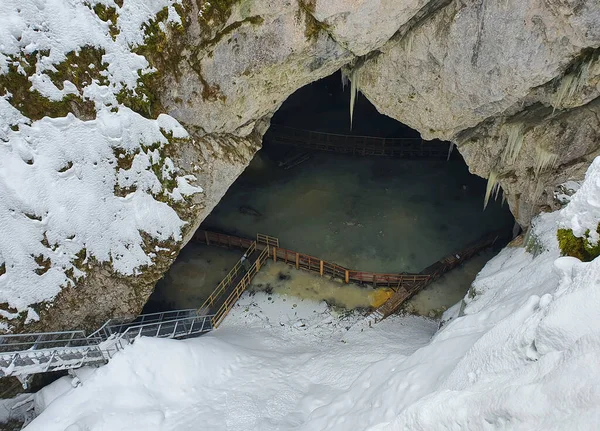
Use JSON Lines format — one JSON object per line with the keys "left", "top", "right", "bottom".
{"left": 557, "top": 224, "right": 600, "bottom": 262}
{"left": 47, "top": 46, "right": 108, "bottom": 92}
{"left": 0, "top": 50, "right": 98, "bottom": 121}
{"left": 92, "top": 3, "right": 120, "bottom": 39}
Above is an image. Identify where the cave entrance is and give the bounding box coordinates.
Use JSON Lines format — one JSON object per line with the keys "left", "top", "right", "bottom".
{"left": 144, "top": 71, "right": 515, "bottom": 316}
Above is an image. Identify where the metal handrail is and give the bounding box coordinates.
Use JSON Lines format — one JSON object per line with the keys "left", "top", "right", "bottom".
{"left": 0, "top": 309, "right": 216, "bottom": 379}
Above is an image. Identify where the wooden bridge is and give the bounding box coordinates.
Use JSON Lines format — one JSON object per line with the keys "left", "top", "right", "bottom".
{"left": 264, "top": 124, "right": 450, "bottom": 158}
{"left": 193, "top": 229, "right": 509, "bottom": 322}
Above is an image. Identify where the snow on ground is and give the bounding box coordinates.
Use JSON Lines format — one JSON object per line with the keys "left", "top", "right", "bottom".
{"left": 22, "top": 157, "right": 600, "bottom": 430}
{"left": 24, "top": 294, "right": 438, "bottom": 431}
{"left": 0, "top": 0, "right": 201, "bottom": 318}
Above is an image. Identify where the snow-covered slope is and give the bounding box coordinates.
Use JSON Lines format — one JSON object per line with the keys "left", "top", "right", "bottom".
{"left": 0, "top": 0, "right": 201, "bottom": 322}
{"left": 23, "top": 158, "right": 600, "bottom": 430}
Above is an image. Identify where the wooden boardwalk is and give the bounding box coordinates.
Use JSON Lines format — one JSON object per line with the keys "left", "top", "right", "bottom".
{"left": 193, "top": 229, "right": 509, "bottom": 324}
{"left": 264, "top": 125, "right": 450, "bottom": 158}
{"left": 198, "top": 240, "right": 269, "bottom": 328}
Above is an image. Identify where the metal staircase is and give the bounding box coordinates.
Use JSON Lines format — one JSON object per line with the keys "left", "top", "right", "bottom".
{"left": 0, "top": 309, "right": 215, "bottom": 384}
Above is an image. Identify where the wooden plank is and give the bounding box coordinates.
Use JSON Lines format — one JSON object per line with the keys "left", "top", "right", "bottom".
{"left": 320, "top": 260, "right": 324, "bottom": 276}
{"left": 296, "top": 253, "right": 299, "bottom": 269}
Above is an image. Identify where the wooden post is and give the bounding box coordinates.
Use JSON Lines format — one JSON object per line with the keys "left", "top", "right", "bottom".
{"left": 320, "top": 260, "right": 324, "bottom": 276}
{"left": 204, "top": 231, "right": 209, "bottom": 245}
{"left": 256, "top": 258, "right": 261, "bottom": 272}
{"left": 273, "top": 247, "right": 277, "bottom": 263}
{"left": 295, "top": 253, "right": 299, "bottom": 270}
{"left": 345, "top": 270, "right": 349, "bottom": 284}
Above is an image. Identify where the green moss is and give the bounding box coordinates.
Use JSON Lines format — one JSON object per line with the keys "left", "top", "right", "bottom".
{"left": 33, "top": 254, "right": 51, "bottom": 276}
{"left": 197, "top": 0, "right": 239, "bottom": 30}
{"left": 0, "top": 262, "right": 5, "bottom": 276}
{"left": 557, "top": 224, "right": 600, "bottom": 262}
{"left": 73, "top": 248, "right": 88, "bottom": 270}
{"left": 93, "top": 4, "right": 120, "bottom": 39}
{"left": 200, "top": 15, "right": 263, "bottom": 49}
{"left": 47, "top": 46, "right": 108, "bottom": 91}
{"left": 0, "top": 52, "right": 97, "bottom": 121}
{"left": 116, "top": 71, "right": 164, "bottom": 118}
{"left": 121, "top": 7, "right": 182, "bottom": 117}
{"left": 296, "top": 0, "right": 327, "bottom": 41}
{"left": 113, "top": 148, "right": 135, "bottom": 170}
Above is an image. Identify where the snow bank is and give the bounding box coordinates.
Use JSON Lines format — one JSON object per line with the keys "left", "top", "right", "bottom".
{"left": 0, "top": 0, "right": 201, "bottom": 317}
{"left": 25, "top": 294, "right": 437, "bottom": 430}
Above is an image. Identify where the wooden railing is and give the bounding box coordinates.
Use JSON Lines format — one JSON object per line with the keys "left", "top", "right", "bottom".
{"left": 199, "top": 242, "right": 256, "bottom": 311}
{"left": 211, "top": 245, "right": 269, "bottom": 328}
{"left": 268, "top": 245, "right": 430, "bottom": 288}
{"left": 198, "top": 240, "right": 271, "bottom": 328}
{"left": 194, "top": 229, "right": 255, "bottom": 250}
{"left": 195, "top": 228, "right": 511, "bottom": 325}
{"left": 256, "top": 233, "right": 279, "bottom": 248}
{"left": 264, "top": 125, "right": 450, "bottom": 158}
{"left": 373, "top": 229, "right": 511, "bottom": 319}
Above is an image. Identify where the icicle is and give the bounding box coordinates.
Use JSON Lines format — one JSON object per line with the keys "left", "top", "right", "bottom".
{"left": 341, "top": 70, "right": 348, "bottom": 91}
{"left": 501, "top": 123, "right": 524, "bottom": 165}
{"left": 501, "top": 191, "right": 507, "bottom": 207}
{"left": 553, "top": 73, "right": 575, "bottom": 112}
{"left": 553, "top": 53, "right": 596, "bottom": 112}
{"left": 447, "top": 142, "right": 454, "bottom": 161}
{"left": 533, "top": 146, "right": 559, "bottom": 177}
{"left": 532, "top": 178, "right": 545, "bottom": 202}
{"left": 349, "top": 68, "right": 360, "bottom": 129}
{"left": 483, "top": 170, "right": 499, "bottom": 209}
{"left": 406, "top": 33, "right": 414, "bottom": 55}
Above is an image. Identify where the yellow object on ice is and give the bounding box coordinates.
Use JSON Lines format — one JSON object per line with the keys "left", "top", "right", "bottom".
{"left": 368, "top": 288, "right": 395, "bottom": 308}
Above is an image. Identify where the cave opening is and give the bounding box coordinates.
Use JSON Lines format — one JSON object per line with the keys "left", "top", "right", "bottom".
{"left": 144, "top": 71, "right": 515, "bottom": 316}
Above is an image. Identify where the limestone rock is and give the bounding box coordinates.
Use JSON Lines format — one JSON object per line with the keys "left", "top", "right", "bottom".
{"left": 312, "top": 0, "right": 433, "bottom": 56}
{"left": 159, "top": 0, "right": 352, "bottom": 136}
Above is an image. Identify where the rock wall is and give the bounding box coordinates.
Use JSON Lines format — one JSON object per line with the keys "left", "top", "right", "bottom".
{"left": 354, "top": 0, "right": 600, "bottom": 225}
{"left": 158, "top": 0, "right": 600, "bottom": 228}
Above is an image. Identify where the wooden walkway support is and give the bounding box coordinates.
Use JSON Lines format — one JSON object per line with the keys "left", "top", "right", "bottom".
{"left": 264, "top": 125, "right": 450, "bottom": 158}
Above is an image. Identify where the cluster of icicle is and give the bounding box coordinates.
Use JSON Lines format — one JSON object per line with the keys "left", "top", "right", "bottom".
{"left": 484, "top": 123, "right": 560, "bottom": 209}
{"left": 553, "top": 53, "right": 598, "bottom": 112}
